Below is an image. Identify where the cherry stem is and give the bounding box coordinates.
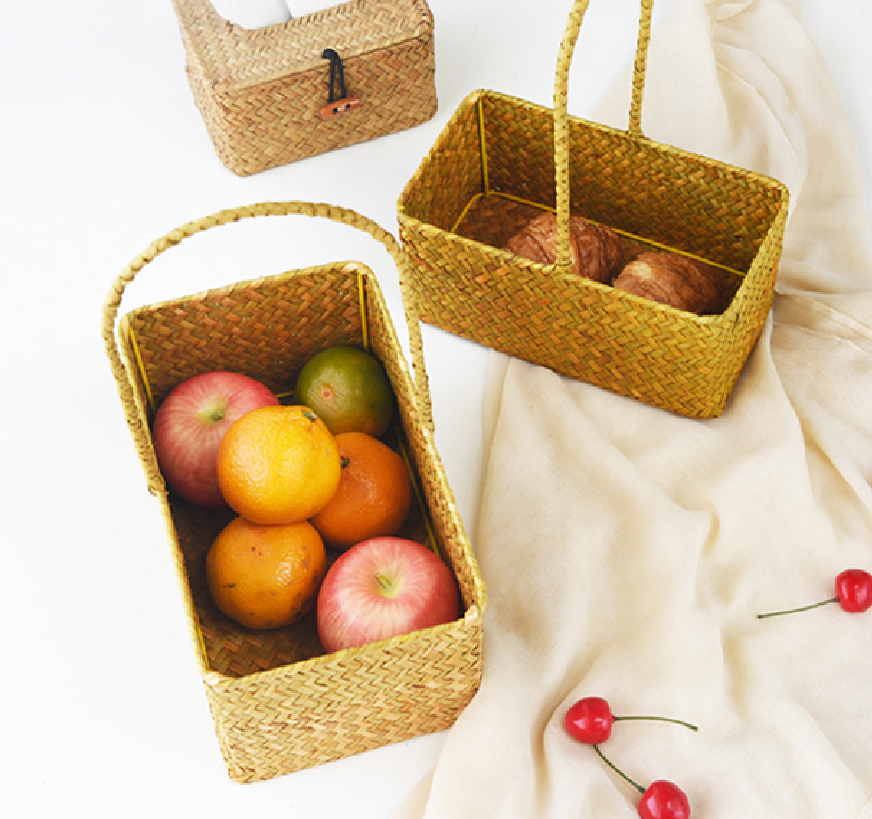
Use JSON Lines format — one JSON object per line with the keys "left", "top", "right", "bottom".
{"left": 613, "top": 715, "right": 698, "bottom": 732}
{"left": 593, "top": 745, "right": 645, "bottom": 795}
{"left": 756, "top": 597, "right": 838, "bottom": 619}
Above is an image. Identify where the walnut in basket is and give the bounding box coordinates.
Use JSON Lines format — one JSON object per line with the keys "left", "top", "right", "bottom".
{"left": 504, "top": 211, "right": 624, "bottom": 284}
{"left": 612, "top": 251, "right": 727, "bottom": 315}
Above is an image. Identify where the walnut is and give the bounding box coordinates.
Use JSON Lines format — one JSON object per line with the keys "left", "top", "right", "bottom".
{"left": 611, "top": 251, "right": 724, "bottom": 314}
{"left": 505, "top": 211, "right": 624, "bottom": 284}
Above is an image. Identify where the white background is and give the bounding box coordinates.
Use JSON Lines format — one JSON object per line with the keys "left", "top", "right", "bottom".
{"left": 2, "top": 1, "right": 870, "bottom": 816}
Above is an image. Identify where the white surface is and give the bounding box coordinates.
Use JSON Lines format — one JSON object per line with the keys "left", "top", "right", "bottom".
{"left": 1, "top": 1, "right": 869, "bottom": 817}
{"left": 209, "top": 0, "right": 341, "bottom": 27}
{"left": 209, "top": 0, "right": 291, "bottom": 28}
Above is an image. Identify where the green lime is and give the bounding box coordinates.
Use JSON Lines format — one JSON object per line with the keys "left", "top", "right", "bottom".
{"left": 295, "top": 345, "right": 394, "bottom": 438}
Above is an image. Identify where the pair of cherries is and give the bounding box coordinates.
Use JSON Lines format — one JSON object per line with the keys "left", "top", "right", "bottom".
{"left": 564, "top": 696, "right": 697, "bottom": 819}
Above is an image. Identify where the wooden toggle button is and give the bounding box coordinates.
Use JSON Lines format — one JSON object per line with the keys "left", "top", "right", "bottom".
{"left": 320, "top": 98, "right": 362, "bottom": 118}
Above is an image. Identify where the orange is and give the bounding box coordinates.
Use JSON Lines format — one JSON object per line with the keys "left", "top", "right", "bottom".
{"left": 205, "top": 515, "right": 327, "bottom": 629}
{"left": 310, "top": 431, "right": 413, "bottom": 550}
{"left": 295, "top": 345, "right": 394, "bottom": 438}
{"left": 216, "top": 404, "right": 341, "bottom": 525}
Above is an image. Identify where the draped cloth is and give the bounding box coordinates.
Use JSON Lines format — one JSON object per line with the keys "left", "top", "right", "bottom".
{"left": 397, "top": 0, "right": 872, "bottom": 816}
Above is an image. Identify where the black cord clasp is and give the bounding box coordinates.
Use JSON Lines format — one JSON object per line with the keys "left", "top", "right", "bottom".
{"left": 320, "top": 48, "right": 361, "bottom": 118}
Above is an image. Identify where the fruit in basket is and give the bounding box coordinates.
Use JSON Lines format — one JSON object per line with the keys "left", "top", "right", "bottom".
{"left": 295, "top": 345, "right": 394, "bottom": 438}
{"left": 612, "top": 251, "right": 723, "bottom": 314}
{"left": 216, "top": 405, "right": 341, "bottom": 524}
{"left": 504, "top": 211, "right": 624, "bottom": 284}
{"left": 206, "top": 515, "right": 327, "bottom": 629}
{"left": 310, "top": 432, "right": 413, "bottom": 550}
{"left": 151, "top": 371, "right": 279, "bottom": 507}
{"left": 316, "top": 536, "right": 460, "bottom": 652}
{"left": 757, "top": 568, "right": 872, "bottom": 618}
{"left": 565, "top": 697, "right": 698, "bottom": 744}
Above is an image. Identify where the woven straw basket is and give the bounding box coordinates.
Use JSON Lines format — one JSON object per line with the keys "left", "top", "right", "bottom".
{"left": 397, "top": 0, "right": 790, "bottom": 418}
{"left": 170, "top": 0, "right": 438, "bottom": 175}
{"left": 102, "top": 202, "right": 485, "bottom": 783}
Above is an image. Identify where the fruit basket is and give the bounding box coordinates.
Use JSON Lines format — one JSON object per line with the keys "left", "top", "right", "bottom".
{"left": 397, "top": 0, "right": 790, "bottom": 418}
{"left": 102, "top": 201, "right": 485, "bottom": 783}
{"left": 169, "top": 0, "right": 438, "bottom": 175}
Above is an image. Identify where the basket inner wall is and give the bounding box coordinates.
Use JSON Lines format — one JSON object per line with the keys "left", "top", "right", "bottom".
{"left": 481, "top": 93, "right": 784, "bottom": 274}
{"left": 402, "top": 91, "right": 785, "bottom": 276}
{"left": 120, "top": 265, "right": 470, "bottom": 679}
{"left": 400, "top": 95, "right": 484, "bottom": 233}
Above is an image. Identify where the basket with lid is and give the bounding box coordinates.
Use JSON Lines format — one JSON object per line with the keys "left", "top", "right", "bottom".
{"left": 170, "top": 0, "right": 438, "bottom": 175}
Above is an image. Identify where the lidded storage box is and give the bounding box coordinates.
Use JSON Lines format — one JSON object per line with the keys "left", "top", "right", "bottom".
{"left": 170, "top": 0, "right": 438, "bottom": 175}
{"left": 102, "top": 202, "right": 485, "bottom": 783}
{"left": 397, "top": 0, "right": 790, "bottom": 418}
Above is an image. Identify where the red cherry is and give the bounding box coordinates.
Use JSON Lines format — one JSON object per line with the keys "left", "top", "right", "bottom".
{"left": 835, "top": 569, "right": 872, "bottom": 613}
{"left": 757, "top": 569, "right": 872, "bottom": 619}
{"left": 565, "top": 697, "right": 614, "bottom": 743}
{"left": 638, "top": 780, "right": 691, "bottom": 819}
{"left": 593, "top": 746, "right": 691, "bottom": 819}
{"left": 565, "top": 697, "right": 698, "bottom": 744}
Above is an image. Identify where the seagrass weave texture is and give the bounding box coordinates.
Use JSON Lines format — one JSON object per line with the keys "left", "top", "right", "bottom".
{"left": 397, "top": 0, "right": 789, "bottom": 418}
{"left": 170, "top": 0, "right": 438, "bottom": 175}
{"left": 102, "top": 202, "right": 485, "bottom": 782}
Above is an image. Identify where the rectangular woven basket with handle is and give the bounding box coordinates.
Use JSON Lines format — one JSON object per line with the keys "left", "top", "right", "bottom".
{"left": 101, "top": 201, "right": 485, "bottom": 783}
{"left": 397, "top": 0, "right": 790, "bottom": 419}
{"left": 170, "top": 0, "right": 438, "bottom": 175}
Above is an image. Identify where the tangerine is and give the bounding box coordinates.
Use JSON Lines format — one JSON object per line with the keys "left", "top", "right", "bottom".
{"left": 295, "top": 345, "right": 394, "bottom": 438}
{"left": 310, "top": 431, "right": 413, "bottom": 550}
{"left": 205, "top": 515, "right": 327, "bottom": 629}
{"left": 216, "top": 404, "right": 341, "bottom": 525}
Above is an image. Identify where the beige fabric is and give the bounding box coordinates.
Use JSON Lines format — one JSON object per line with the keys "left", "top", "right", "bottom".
{"left": 398, "top": 0, "right": 872, "bottom": 816}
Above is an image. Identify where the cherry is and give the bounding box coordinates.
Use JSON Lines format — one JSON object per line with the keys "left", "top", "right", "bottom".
{"left": 638, "top": 780, "right": 691, "bottom": 819}
{"left": 565, "top": 697, "right": 613, "bottom": 744}
{"left": 594, "top": 745, "right": 690, "bottom": 819}
{"left": 564, "top": 697, "right": 698, "bottom": 744}
{"left": 836, "top": 569, "right": 872, "bottom": 613}
{"left": 756, "top": 569, "right": 872, "bottom": 619}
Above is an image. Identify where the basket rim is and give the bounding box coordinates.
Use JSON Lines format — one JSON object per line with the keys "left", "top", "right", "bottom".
{"left": 120, "top": 259, "right": 373, "bottom": 325}
{"left": 201, "top": 602, "right": 484, "bottom": 688}
{"left": 398, "top": 88, "right": 790, "bottom": 215}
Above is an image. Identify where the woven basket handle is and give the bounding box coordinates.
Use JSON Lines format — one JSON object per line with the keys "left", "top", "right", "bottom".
{"left": 553, "top": 0, "right": 654, "bottom": 270}
{"left": 101, "top": 201, "right": 434, "bottom": 496}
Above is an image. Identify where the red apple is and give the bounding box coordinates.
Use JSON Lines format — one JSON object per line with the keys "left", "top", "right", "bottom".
{"left": 316, "top": 537, "right": 461, "bottom": 653}
{"left": 152, "top": 371, "right": 279, "bottom": 507}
